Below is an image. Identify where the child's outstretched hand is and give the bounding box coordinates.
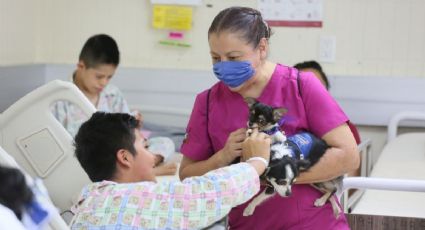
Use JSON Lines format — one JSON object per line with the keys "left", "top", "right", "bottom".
{"left": 241, "top": 128, "right": 271, "bottom": 162}
{"left": 241, "top": 128, "right": 271, "bottom": 176}
{"left": 154, "top": 162, "right": 178, "bottom": 176}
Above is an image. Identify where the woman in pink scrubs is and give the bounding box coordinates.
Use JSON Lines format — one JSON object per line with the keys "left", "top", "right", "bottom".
{"left": 179, "top": 6, "right": 359, "bottom": 230}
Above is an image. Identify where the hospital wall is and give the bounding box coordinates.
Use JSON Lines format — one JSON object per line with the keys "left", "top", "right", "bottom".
{"left": 1, "top": 0, "right": 425, "bottom": 77}
{"left": 0, "top": 0, "right": 37, "bottom": 65}
{"left": 1, "top": 0, "right": 425, "bottom": 164}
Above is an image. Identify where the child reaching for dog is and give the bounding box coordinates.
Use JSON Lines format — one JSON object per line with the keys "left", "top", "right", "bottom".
{"left": 50, "top": 34, "right": 177, "bottom": 176}
{"left": 70, "top": 112, "right": 271, "bottom": 229}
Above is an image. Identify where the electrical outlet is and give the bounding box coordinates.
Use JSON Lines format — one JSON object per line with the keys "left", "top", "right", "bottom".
{"left": 319, "top": 36, "right": 336, "bottom": 63}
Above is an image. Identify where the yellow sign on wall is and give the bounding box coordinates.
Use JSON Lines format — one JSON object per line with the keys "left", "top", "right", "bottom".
{"left": 152, "top": 5, "right": 193, "bottom": 30}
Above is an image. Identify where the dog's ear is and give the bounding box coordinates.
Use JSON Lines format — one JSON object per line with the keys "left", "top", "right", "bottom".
{"left": 273, "top": 108, "right": 287, "bottom": 122}
{"left": 297, "top": 159, "right": 311, "bottom": 172}
{"left": 244, "top": 97, "right": 257, "bottom": 109}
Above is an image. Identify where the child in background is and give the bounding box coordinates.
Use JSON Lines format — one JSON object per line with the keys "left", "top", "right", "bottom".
{"left": 51, "top": 34, "right": 176, "bottom": 176}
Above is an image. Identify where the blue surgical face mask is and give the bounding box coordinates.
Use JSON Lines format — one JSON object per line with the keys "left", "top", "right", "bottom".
{"left": 213, "top": 61, "right": 255, "bottom": 88}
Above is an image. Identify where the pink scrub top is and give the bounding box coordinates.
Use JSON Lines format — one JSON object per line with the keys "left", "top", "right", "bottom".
{"left": 181, "top": 64, "right": 350, "bottom": 229}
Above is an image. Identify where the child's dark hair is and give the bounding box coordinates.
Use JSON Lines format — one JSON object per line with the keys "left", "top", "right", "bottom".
{"left": 79, "top": 34, "right": 120, "bottom": 68}
{"left": 0, "top": 166, "right": 33, "bottom": 220}
{"left": 74, "top": 112, "right": 139, "bottom": 182}
{"left": 208, "top": 7, "right": 272, "bottom": 48}
{"left": 294, "top": 60, "right": 330, "bottom": 90}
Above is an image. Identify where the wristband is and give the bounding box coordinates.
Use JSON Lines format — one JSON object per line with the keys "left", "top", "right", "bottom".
{"left": 246, "top": 157, "right": 269, "bottom": 168}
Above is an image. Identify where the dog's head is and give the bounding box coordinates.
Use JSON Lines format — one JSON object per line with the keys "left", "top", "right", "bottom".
{"left": 265, "top": 156, "right": 298, "bottom": 196}
{"left": 264, "top": 156, "right": 311, "bottom": 196}
{"left": 245, "top": 97, "right": 287, "bottom": 131}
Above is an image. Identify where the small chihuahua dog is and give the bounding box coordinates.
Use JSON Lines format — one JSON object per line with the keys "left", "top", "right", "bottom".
{"left": 243, "top": 97, "right": 342, "bottom": 218}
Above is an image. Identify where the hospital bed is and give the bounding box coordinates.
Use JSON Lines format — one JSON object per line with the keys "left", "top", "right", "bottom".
{"left": 347, "top": 111, "right": 425, "bottom": 218}
{"left": 0, "top": 145, "right": 69, "bottom": 229}
{"left": 0, "top": 80, "right": 96, "bottom": 215}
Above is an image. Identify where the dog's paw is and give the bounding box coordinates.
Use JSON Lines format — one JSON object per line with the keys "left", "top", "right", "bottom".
{"left": 314, "top": 197, "right": 327, "bottom": 207}
{"left": 243, "top": 205, "right": 255, "bottom": 216}
{"left": 246, "top": 129, "right": 253, "bottom": 136}
{"left": 330, "top": 197, "right": 341, "bottom": 218}
{"left": 333, "top": 207, "right": 341, "bottom": 218}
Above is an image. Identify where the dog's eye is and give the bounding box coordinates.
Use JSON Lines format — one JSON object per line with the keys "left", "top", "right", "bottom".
{"left": 277, "top": 179, "right": 287, "bottom": 186}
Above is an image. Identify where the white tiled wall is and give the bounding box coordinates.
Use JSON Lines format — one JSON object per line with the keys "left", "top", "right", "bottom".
{"left": 1, "top": 0, "right": 425, "bottom": 77}
{"left": 274, "top": 0, "right": 425, "bottom": 77}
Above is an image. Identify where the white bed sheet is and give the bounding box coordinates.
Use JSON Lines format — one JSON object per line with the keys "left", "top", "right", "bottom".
{"left": 351, "top": 133, "right": 425, "bottom": 218}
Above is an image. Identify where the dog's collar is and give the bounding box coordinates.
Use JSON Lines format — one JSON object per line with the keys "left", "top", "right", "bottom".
{"left": 262, "top": 125, "right": 280, "bottom": 135}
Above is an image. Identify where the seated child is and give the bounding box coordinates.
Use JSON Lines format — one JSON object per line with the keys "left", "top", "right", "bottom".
{"left": 50, "top": 34, "right": 176, "bottom": 175}
{"left": 70, "top": 112, "right": 271, "bottom": 229}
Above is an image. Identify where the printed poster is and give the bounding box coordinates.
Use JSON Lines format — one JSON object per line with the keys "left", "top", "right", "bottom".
{"left": 258, "top": 0, "right": 323, "bottom": 27}
{"left": 152, "top": 5, "right": 193, "bottom": 30}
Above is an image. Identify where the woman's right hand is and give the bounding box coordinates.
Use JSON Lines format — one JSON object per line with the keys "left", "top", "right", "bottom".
{"left": 180, "top": 128, "right": 247, "bottom": 180}
{"left": 220, "top": 128, "right": 247, "bottom": 164}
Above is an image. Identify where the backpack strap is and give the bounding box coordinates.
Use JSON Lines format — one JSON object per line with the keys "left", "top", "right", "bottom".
{"left": 297, "top": 70, "right": 302, "bottom": 98}
{"left": 206, "top": 88, "right": 214, "bottom": 150}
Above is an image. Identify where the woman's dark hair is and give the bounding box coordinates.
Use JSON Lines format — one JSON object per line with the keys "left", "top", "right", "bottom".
{"left": 294, "top": 60, "right": 330, "bottom": 90}
{"left": 74, "top": 112, "right": 139, "bottom": 182}
{"left": 208, "top": 7, "right": 272, "bottom": 48}
{"left": 0, "top": 166, "right": 33, "bottom": 220}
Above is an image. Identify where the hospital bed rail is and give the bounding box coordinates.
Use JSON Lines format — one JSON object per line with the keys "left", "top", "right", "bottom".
{"left": 342, "top": 177, "right": 425, "bottom": 230}
{"left": 0, "top": 80, "right": 96, "bottom": 213}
